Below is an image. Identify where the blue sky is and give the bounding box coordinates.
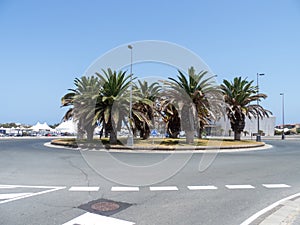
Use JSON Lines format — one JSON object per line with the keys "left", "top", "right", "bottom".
{"left": 0, "top": 0, "right": 299, "bottom": 125}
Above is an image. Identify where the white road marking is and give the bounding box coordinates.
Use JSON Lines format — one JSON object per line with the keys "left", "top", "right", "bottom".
{"left": 262, "top": 184, "right": 291, "bottom": 188}
{"left": 0, "top": 193, "right": 33, "bottom": 200}
{"left": 225, "top": 185, "right": 255, "bottom": 189}
{"left": 0, "top": 184, "right": 63, "bottom": 189}
{"left": 111, "top": 187, "right": 140, "bottom": 192}
{"left": 150, "top": 186, "right": 179, "bottom": 191}
{"left": 69, "top": 186, "right": 99, "bottom": 191}
{"left": 187, "top": 185, "right": 218, "bottom": 190}
{"left": 0, "top": 185, "right": 66, "bottom": 204}
{"left": 0, "top": 185, "right": 16, "bottom": 189}
{"left": 240, "top": 192, "right": 300, "bottom": 225}
{"left": 62, "top": 212, "right": 135, "bottom": 225}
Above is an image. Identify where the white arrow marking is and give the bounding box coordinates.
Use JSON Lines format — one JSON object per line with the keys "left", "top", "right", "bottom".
{"left": 0, "top": 193, "right": 33, "bottom": 200}
{"left": 0, "top": 185, "right": 66, "bottom": 204}
{"left": 62, "top": 212, "right": 135, "bottom": 225}
{"left": 0, "top": 185, "right": 17, "bottom": 189}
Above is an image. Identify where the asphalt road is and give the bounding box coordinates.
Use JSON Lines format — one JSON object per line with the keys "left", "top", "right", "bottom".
{"left": 0, "top": 138, "right": 300, "bottom": 225}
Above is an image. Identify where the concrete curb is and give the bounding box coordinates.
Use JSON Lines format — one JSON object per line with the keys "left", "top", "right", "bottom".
{"left": 241, "top": 192, "right": 300, "bottom": 225}
{"left": 259, "top": 198, "right": 300, "bottom": 225}
{"left": 46, "top": 141, "right": 272, "bottom": 153}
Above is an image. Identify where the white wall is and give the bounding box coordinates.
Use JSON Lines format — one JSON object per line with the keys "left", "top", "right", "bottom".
{"left": 215, "top": 116, "right": 276, "bottom": 137}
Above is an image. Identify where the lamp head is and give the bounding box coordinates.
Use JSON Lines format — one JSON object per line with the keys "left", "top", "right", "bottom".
{"left": 128, "top": 45, "right": 133, "bottom": 49}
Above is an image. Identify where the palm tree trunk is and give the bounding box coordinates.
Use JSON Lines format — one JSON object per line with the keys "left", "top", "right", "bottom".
{"left": 198, "top": 127, "right": 203, "bottom": 139}
{"left": 109, "top": 129, "right": 117, "bottom": 144}
{"left": 186, "top": 131, "right": 194, "bottom": 144}
{"left": 86, "top": 127, "right": 94, "bottom": 142}
{"left": 143, "top": 130, "right": 150, "bottom": 139}
{"left": 77, "top": 120, "right": 84, "bottom": 139}
{"left": 109, "top": 118, "right": 118, "bottom": 144}
{"left": 234, "top": 131, "right": 241, "bottom": 141}
{"left": 104, "top": 123, "right": 109, "bottom": 138}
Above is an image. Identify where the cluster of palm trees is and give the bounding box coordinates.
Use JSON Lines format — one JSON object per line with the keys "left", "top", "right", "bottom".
{"left": 61, "top": 67, "right": 271, "bottom": 144}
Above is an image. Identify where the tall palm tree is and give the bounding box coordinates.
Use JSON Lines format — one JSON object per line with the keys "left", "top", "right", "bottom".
{"left": 132, "top": 80, "right": 161, "bottom": 139}
{"left": 95, "top": 68, "right": 131, "bottom": 144}
{"left": 221, "top": 77, "right": 271, "bottom": 141}
{"left": 164, "top": 67, "right": 222, "bottom": 143}
{"left": 61, "top": 76, "right": 100, "bottom": 141}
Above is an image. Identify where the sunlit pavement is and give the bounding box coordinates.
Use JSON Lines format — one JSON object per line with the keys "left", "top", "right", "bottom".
{"left": 0, "top": 138, "right": 300, "bottom": 225}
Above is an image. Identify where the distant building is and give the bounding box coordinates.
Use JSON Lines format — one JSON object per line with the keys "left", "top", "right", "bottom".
{"left": 212, "top": 116, "right": 276, "bottom": 137}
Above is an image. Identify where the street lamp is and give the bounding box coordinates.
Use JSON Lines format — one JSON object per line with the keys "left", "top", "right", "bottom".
{"left": 280, "top": 93, "right": 285, "bottom": 140}
{"left": 127, "top": 45, "right": 134, "bottom": 146}
{"left": 256, "top": 73, "right": 265, "bottom": 142}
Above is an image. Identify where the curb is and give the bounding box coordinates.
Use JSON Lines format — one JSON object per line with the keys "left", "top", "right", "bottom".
{"left": 259, "top": 198, "right": 300, "bottom": 225}
{"left": 46, "top": 141, "right": 271, "bottom": 153}
{"left": 241, "top": 192, "right": 300, "bottom": 225}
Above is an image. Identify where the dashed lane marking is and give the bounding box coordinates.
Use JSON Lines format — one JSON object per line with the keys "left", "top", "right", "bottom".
{"left": 149, "top": 186, "right": 179, "bottom": 191}
{"left": 111, "top": 187, "right": 140, "bottom": 192}
{"left": 62, "top": 212, "right": 135, "bottom": 225}
{"left": 69, "top": 186, "right": 100, "bottom": 192}
{"left": 225, "top": 185, "right": 255, "bottom": 189}
{"left": 187, "top": 185, "right": 218, "bottom": 190}
{"left": 262, "top": 184, "right": 291, "bottom": 188}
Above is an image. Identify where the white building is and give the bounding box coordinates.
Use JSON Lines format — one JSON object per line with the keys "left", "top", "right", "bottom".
{"left": 213, "top": 116, "right": 276, "bottom": 137}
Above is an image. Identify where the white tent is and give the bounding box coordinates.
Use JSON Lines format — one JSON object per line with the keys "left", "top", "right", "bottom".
{"left": 55, "top": 120, "right": 77, "bottom": 134}
{"left": 31, "top": 122, "right": 53, "bottom": 132}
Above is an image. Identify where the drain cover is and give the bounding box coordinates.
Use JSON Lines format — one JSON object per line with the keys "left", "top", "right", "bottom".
{"left": 91, "top": 202, "right": 120, "bottom": 211}
{"left": 78, "top": 198, "right": 132, "bottom": 216}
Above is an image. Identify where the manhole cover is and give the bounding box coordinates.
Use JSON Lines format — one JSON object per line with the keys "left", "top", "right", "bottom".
{"left": 91, "top": 202, "right": 120, "bottom": 211}
{"left": 78, "top": 198, "right": 132, "bottom": 216}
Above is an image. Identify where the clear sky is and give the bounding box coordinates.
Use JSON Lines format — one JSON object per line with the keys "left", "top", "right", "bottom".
{"left": 0, "top": 0, "right": 299, "bottom": 125}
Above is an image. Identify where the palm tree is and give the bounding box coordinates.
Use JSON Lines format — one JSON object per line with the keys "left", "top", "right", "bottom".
{"left": 132, "top": 80, "right": 161, "bottom": 139}
{"left": 157, "top": 98, "right": 181, "bottom": 138}
{"left": 61, "top": 92, "right": 75, "bottom": 121}
{"left": 61, "top": 76, "right": 100, "bottom": 141}
{"left": 164, "top": 67, "right": 222, "bottom": 143}
{"left": 221, "top": 77, "right": 271, "bottom": 141}
{"left": 95, "top": 68, "right": 131, "bottom": 144}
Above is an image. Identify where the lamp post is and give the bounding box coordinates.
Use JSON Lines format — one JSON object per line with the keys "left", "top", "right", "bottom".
{"left": 127, "top": 45, "right": 134, "bottom": 146}
{"left": 280, "top": 93, "right": 285, "bottom": 140}
{"left": 256, "top": 73, "right": 265, "bottom": 142}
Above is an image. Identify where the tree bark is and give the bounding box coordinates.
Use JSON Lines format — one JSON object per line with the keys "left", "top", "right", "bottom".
{"left": 198, "top": 127, "right": 203, "bottom": 139}
{"left": 86, "top": 127, "right": 94, "bottom": 142}
{"left": 109, "top": 129, "right": 118, "bottom": 144}
{"left": 185, "top": 131, "right": 194, "bottom": 144}
{"left": 234, "top": 131, "right": 241, "bottom": 141}
{"left": 109, "top": 118, "right": 118, "bottom": 144}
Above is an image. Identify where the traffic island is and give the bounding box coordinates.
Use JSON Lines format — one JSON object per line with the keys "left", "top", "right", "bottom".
{"left": 51, "top": 137, "right": 265, "bottom": 151}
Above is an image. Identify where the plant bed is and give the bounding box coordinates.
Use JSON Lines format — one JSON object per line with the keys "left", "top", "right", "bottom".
{"left": 51, "top": 137, "right": 263, "bottom": 150}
